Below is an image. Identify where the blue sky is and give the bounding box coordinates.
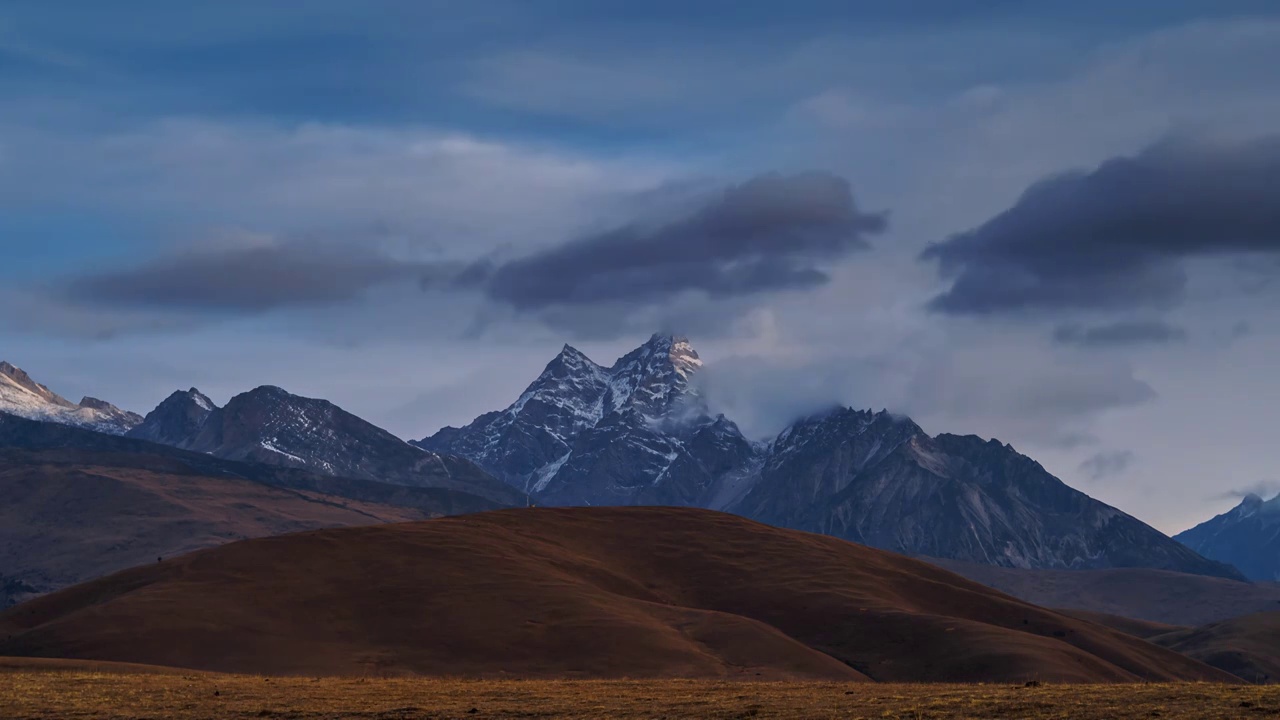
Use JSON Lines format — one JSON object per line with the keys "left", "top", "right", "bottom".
{"left": 2, "top": 1, "right": 1279, "bottom": 532}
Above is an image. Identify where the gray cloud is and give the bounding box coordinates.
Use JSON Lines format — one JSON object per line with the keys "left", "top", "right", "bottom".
{"left": 1213, "top": 480, "right": 1280, "bottom": 502}
{"left": 1053, "top": 320, "right": 1187, "bottom": 348}
{"left": 1007, "top": 372, "right": 1156, "bottom": 420}
{"left": 696, "top": 336, "right": 1160, "bottom": 445}
{"left": 479, "top": 172, "right": 886, "bottom": 310}
{"left": 697, "top": 353, "right": 898, "bottom": 439}
{"left": 54, "top": 172, "right": 883, "bottom": 335}
{"left": 922, "top": 135, "right": 1280, "bottom": 315}
{"left": 65, "top": 242, "right": 455, "bottom": 313}
{"left": 1079, "top": 450, "right": 1136, "bottom": 481}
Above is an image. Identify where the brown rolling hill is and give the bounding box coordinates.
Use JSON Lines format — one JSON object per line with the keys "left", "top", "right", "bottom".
{"left": 0, "top": 507, "right": 1240, "bottom": 683}
{"left": 0, "top": 447, "right": 435, "bottom": 606}
{"left": 929, "top": 557, "right": 1280, "bottom": 627}
{"left": 1055, "top": 610, "right": 1187, "bottom": 639}
{"left": 1152, "top": 612, "right": 1280, "bottom": 684}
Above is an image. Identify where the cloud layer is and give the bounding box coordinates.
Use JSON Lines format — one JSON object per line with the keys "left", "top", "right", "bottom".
{"left": 45, "top": 170, "right": 884, "bottom": 339}
{"left": 64, "top": 242, "right": 455, "bottom": 313}
{"left": 479, "top": 172, "right": 886, "bottom": 310}
{"left": 922, "top": 136, "right": 1280, "bottom": 315}
{"left": 1214, "top": 480, "right": 1280, "bottom": 502}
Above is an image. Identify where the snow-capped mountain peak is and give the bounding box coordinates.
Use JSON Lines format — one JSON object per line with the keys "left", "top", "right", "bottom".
{"left": 617, "top": 334, "right": 702, "bottom": 375}
{"left": 669, "top": 337, "right": 703, "bottom": 378}
{"left": 604, "top": 334, "right": 704, "bottom": 419}
{"left": 506, "top": 345, "right": 609, "bottom": 427}
{"left": 556, "top": 343, "right": 597, "bottom": 366}
{"left": 1176, "top": 492, "right": 1280, "bottom": 581}
{"left": 1, "top": 361, "right": 76, "bottom": 408}
{"left": 79, "top": 397, "right": 122, "bottom": 411}
{"left": 1240, "top": 493, "right": 1265, "bottom": 516}
{"left": 127, "top": 387, "right": 219, "bottom": 446}
{"left": 0, "top": 361, "right": 142, "bottom": 435}
{"left": 415, "top": 334, "right": 722, "bottom": 496}
{"left": 187, "top": 388, "right": 216, "bottom": 412}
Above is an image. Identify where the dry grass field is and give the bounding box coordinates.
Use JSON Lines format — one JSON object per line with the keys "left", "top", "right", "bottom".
{"left": 1, "top": 509, "right": 1238, "bottom": 684}
{"left": 2, "top": 665, "right": 1279, "bottom": 720}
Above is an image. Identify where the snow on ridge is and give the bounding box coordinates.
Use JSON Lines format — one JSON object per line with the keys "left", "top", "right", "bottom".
{"left": 650, "top": 448, "right": 681, "bottom": 486}
{"left": 434, "top": 334, "right": 717, "bottom": 495}
{"left": 260, "top": 439, "right": 307, "bottom": 465}
{"left": 669, "top": 337, "right": 703, "bottom": 379}
{"left": 504, "top": 335, "right": 705, "bottom": 436}
{"left": 189, "top": 390, "right": 214, "bottom": 412}
{"left": 0, "top": 362, "right": 140, "bottom": 436}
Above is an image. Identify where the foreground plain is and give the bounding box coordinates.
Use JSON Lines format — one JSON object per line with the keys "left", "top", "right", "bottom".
{"left": 2, "top": 666, "right": 1278, "bottom": 719}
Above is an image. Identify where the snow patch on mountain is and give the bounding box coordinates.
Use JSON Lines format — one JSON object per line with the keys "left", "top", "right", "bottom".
{"left": 260, "top": 439, "right": 308, "bottom": 465}
{"left": 0, "top": 361, "right": 142, "bottom": 435}
{"left": 531, "top": 451, "right": 572, "bottom": 494}
{"left": 416, "top": 334, "right": 727, "bottom": 499}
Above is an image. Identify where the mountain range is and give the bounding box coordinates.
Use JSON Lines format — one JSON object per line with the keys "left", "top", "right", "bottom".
{"left": 419, "top": 334, "right": 1241, "bottom": 579}
{"left": 2, "top": 346, "right": 1279, "bottom": 684}
{"left": 0, "top": 363, "right": 519, "bottom": 506}
{"left": 1176, "top": 493, "right": 1280, "bottom": 582}
{"left": 0, "top": 335, "right": 1262, "bottom": 583}
{"left": 125, "top": 385, "right": 523, "bottom": 507}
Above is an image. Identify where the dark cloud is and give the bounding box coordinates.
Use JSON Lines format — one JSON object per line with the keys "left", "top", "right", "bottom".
{"left": 65, "top": 243, "right": 455, "bottom": 313}
{"left": 1053, "top": 320, "right": 1187, "bottom": 348}
{"left": 1079, "top": 450, "right": 1135, "bottom": 481}
{"left": 54, "top": 171, "right": 883, "bottom": 335}
{"left": 922, "top": 135, "right": 1280, "bottom": 315}
{"left": 480, "top": 172, "right": 886, "bottom": 310}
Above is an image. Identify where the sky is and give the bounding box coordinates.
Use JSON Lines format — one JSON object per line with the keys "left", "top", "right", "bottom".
{"left": 3, "top": 0, "right": 1279, "bottom": 534}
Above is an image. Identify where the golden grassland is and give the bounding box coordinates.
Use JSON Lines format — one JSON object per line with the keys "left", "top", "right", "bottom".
{"left": 2, "top": 667, "right": 1280, "bottom": 720}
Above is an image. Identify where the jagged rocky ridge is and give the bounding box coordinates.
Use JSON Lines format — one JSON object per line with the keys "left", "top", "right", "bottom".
{"left": 1176, "top": 494, "right": 1280, "bottom": 582}
{"left": 416, "top": 335, "right": 755, "bottom": 507}
{"left": 128, "top": 385, "right": 523, "bottom": 506}
{"left": 419, "top": 335, "right": 1242, "bottom": 579}
{"left": 0, "top": 361, "right": 142, "bottom": 435}
{"left": 125, "top": 388, "right": 216, "bottom": 446}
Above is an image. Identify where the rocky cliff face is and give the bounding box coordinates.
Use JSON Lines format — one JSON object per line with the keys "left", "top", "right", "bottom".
{"left": 1176, "top": 494, "right": 1280, "bottom": 582}
{"left": 420, "top": 336, "right": 1243, "bottom": 580}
